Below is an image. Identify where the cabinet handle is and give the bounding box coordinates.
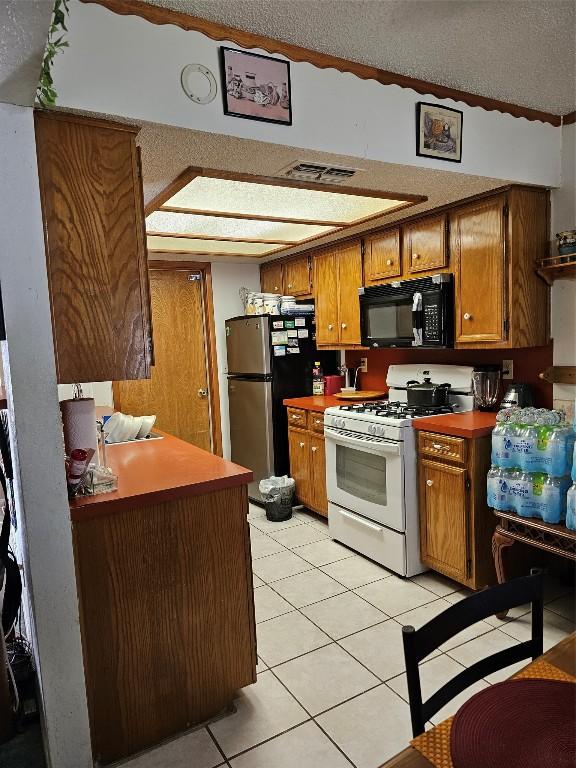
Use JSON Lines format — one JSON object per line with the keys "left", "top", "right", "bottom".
{"left": 311, "top": 446, "right": 317, "bottom": 453}
{"left": 426, "top": 479, "right": 433, "bottom": 486}
{"left": 386, "top": 259, "right": 393, "bottom": 266}
{"left": 314, "top": 418, "right": 322, "bottom": 424}
{"left": 299, "top": 442, "right": 305, "bottom": 448}
{"left": 274, "top": 285, "right": 279, "bottom": 291}
{"left": 413, "top": 253, "right": 421, "bottom": 260}
{"left": 341, "top": 323, "right": 347, "bottom": 329}
{"left": 463, "top": 313, "right": 472, "bottom": 320}
{"left": 328, "top": 324, "right": 334, "bottom": 330}
{"left": 432, "top": 443, "right": 447, "bottom": 451}
{"left": 287, "top": 283, "right": 292, "bottom": 289}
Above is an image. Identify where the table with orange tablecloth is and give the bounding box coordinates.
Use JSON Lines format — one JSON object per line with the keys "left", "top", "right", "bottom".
{"left": 379, "top": 632, "right": 576, "bottom": 768}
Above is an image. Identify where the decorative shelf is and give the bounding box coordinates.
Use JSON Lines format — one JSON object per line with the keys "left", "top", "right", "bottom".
{"left": 536, "top": 253, "right": 576, "bottom": 285}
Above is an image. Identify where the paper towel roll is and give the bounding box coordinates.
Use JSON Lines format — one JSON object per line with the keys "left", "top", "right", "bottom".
{"left": 60, "top": 398, "right": 98, "bottom": 459}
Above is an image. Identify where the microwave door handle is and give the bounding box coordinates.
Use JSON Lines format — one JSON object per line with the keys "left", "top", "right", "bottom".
{"left": 412, "top": 292, "right": 423, "bottom": 346}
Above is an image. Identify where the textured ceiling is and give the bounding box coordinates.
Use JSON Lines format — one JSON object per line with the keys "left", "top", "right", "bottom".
{"left": 137, "top": 120, "right": 506, "bottom": 261}
{"left": 0, "top": 0, "right": 52, "bottom": 107}
{"left": 140, "top": 0, "right": 576, "bottom": 115}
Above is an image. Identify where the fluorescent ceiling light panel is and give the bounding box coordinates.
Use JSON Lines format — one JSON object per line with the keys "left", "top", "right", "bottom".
{"left": 146, "top": 236, "right": 279, "bottom": 255}
{"left": 146, "top": 211, "right": 335, "bottom": 242}
{"left": 163, "top": 177, "right": 405, "bottom": 223}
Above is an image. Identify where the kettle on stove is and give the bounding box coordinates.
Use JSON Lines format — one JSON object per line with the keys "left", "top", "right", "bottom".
{"left": 501, "top": 383, "right": 533, "bottom": 409}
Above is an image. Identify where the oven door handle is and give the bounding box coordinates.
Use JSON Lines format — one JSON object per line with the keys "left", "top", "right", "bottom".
{"left": 339, "top": 509, "right": 384, "bottom": 533}
{"left": 325, "top": 428, "right": 401, "bottom": 455}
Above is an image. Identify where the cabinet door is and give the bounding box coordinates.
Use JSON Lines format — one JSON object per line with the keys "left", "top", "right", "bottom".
{"left": 310, "top": 435, "right": 328, "bottom": 517}
{"left": 35, "top": 113, "right": 153, "bottom": 383}
{"left": 314, "top": 250, "right": 339, "bottom": 346}
{"left": 284, "top": 256, "right": 311, "bottom": 297}
{"left": 452, "top": 198, "right": 506, "bottom": 344}
{"left": 405, "top": 215, "right": 447, "bottom": 274}
{"left": 419, "top": 458, "right": 469, "bottom": 583}
{"left": 288, "top": 428, "right": 312, "bottom": 507}
{"left": 336, "top": 242, "right": 363, "bottom": 345}
{"left": 364, "top": 229, "right": 401, "bottom": 283}
{"left": 260, "top": 262, "right": 283, "bottom": 294}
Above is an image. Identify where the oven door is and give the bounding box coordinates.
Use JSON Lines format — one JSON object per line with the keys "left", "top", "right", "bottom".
{"left": 325, "top": 427, "right": 405, "bottom": 531}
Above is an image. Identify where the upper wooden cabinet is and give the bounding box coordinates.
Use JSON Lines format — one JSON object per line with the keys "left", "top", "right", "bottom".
{"left": 315, "top": 241, "right": 363, "bottom": 347}
{"left": 363, "top": 229, "right": 401, "bottom": 283}
{"left": 452, "top": 187, "right": 549, "bottom": 348}
{"left": 35, "top": 112, "right": 153, "bottom": 384}
{"left": 284, "top": 256, "right": 311, "bottom": 297}
{"left": 260, "top": 254, "right": 311, "bottom": 297}
{"left": 260, "top": 261, "right": 283, "bottom": 294}
{"left": 452, "top": 196, "right": 506, "bottom": 344}
{"left": 404, "top": 214, "right": 448, "bottom": 274}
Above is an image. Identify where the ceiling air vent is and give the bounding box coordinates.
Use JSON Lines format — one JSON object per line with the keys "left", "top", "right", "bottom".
{"left": 278, "top": 161, "right": 363, "bottom": 185}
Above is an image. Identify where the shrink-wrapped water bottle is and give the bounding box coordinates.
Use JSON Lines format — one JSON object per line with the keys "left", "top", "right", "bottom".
{"left": 487, "top": 466, "right": 508, "bottom": 511}
{"left": 517, "top": 472, "right": 546, "bottom": 519}
{"left": 566, "top": 484, "right": 576, "bottom": 531}
{"left": 572, "top": 442, "right": 576, "bottom": 483}
{"left": 492, "top": 409, "right": 520, "bottom": 469}
{"left": 548, "top": 426, "right": 575, "bottom": 477}
{"left": 541, "top": 475, "right": 570, "bottom": 524}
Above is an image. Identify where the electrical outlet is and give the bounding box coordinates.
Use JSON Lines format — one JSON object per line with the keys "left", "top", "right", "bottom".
{"left": 359, "top": 357, "right": 368, "bottom": 373}
{"left": 502, "top": 359, "right": 514, "bottom": 379}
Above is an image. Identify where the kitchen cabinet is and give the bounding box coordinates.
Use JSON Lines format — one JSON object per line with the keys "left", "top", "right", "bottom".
{"left": 315, "top": 241, "right": 363, "bottom": 347}
{"left": 287, "top": 408, "right": 328, "bottom": 516}
{"left": 34, "top": 111, "right": 153, "bottom": 384}
{"left": 363, "top": 229, "right": 401, "bottom": 283}
{"left": 260, "top": 261, "right": 283, "bottom": 294}
{"left": 404, "top": 214, "right": 447, "bottom": 274}
{"left": 260, "top": 254, "right": 312, "bottom": 297}
{"left": 452, "top": 187, "right": 549, "bottom": 349}
{"left": 418, "top": 430, "right": 495, "bottom": 590}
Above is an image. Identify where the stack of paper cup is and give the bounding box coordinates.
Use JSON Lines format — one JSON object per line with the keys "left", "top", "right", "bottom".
{"left": 60, "top": 398, "right": 98, "bottom": 460}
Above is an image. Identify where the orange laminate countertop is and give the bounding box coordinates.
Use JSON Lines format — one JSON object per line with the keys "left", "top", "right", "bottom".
{"left": 412, "top": 410, "right": 497, "bottom": 438}
{"left": 283, "top": 395, "right": 346, "bottom": 412}
{"left": 70, "top": 431, "right": 253, "bottom": 522}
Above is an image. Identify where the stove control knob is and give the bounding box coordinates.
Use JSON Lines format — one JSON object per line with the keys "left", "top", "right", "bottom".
{"left": 367, "top": 424, "right": 374, "bottom": 435}
{"left": 376, "top": 425, "right": 385, "bottom": 437}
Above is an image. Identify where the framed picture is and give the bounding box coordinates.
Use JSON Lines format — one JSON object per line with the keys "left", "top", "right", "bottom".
{"left": 219, "top": 47, "right": 292, "bottom": 125}
{"left": 416, "top": 102, "right": 463, "bottom": 163}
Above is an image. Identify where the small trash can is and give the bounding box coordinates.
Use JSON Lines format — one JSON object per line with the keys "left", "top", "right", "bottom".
{"left": 259, "top": 476, "right": 295, "bottom": 521}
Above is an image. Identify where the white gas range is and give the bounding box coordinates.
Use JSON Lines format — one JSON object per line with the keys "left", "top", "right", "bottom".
{"left": 324, "top": 364, "right": 475, "bottom": 577}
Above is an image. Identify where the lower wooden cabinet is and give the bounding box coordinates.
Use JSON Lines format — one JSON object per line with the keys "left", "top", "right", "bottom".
{"left": 417, "top": 430, "right": 495, "bottom": 590}
{"left": 287, "top": 409, "right": 328, "bottom": 516}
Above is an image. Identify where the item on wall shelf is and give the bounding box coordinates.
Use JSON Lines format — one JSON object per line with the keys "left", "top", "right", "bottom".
{"left": 180, "top": 63, "right": 218, "bottom": 104}
{"left": 416, "top": 102, "right": 463, "bottom": 163}
{"left": 220, "top": 47, "right": 292, "bottom": 125}
{"left": 556, "top": 230, "right": 576, "bottom": 256}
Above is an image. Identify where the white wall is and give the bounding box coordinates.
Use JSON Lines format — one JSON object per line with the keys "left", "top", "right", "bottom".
{"left": 210, "top": 262, "right": 261, "bottom": 458}
{"left": 0, "top": 103, "right": 92, "bottom": 768}
{"left": 550, "top": 122, "right": 576, "bottom": 411}
{"left": 53, "top": 1, "right": 561, "bottom": 187}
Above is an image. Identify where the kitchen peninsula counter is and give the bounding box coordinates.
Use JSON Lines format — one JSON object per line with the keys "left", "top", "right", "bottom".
{"left": 70, "top": 431, "right": 252, "bottom": 521}
{"left": 70, "top": 431, "right": 256, "bottom": 764}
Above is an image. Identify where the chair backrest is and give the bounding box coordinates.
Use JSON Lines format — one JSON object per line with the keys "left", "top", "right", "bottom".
{"left": 402, "top": 570, "right": 544, "bottom": 737}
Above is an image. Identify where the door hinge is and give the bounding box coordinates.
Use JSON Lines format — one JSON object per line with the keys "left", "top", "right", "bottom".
{"left": 360, "top": 240, "right": 366, "bottom": 257}
{"left": 503, "top": 317, "right": 510, "bottom": 334}
{"left": 466, "top": 558, "right": 472, "bottom": 578}
{"left": 465, "top": 478, "right": 471, "bottom": 490}
{"left": 503, "top": 203, "right": 509, "bottom": 217}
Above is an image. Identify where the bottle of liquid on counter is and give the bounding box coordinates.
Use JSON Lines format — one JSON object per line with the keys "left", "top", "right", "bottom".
{"left": 566, "top": 483, "right": 576, "bottom": 531}
{"left": 312, "top": 361, "right": 325, "bottom": 396}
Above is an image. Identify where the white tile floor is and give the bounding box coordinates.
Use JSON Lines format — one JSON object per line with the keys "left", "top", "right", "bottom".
{"left": 120, "top": 504, "right": 575, "bottom": 768}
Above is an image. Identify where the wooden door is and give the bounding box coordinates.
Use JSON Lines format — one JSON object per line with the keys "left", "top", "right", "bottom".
{"left": 419, "top": 458, "right": 469, "bottom": 583}
{"left": 35, "top": 112, "right": 153, "bottom": 383}
{"left": 115, "top": 269, "right": 212, "bottom": 451}
{"left": 284, "top": 255, "right": 311, "bottom": 297}
{"left": 452, "top": 198, "right": 506, "bottom": 344}
{"left": 337, "top": 242, "right": 363, "bottom": 345}
{"left": 405, "top": 215, "right": 447, "bottom": 274}
{"left": 288, "top": 428, "right": 312, "bottom": 507}
{"left": 310, "top": 434, "right": 328, "bottom": 516}
{"left": 314, "top": 250, "right": 339, "bottom": 346}
{"left": 364, "top": 229, "right": 401, "bottom": 283}
{"left": 260, "top": 262, "right": 283, "bottom": 294}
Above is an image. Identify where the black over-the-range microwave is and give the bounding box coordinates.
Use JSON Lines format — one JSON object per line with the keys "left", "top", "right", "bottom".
{"left": 359, "top": 273, "right": 454, "bottom": 348}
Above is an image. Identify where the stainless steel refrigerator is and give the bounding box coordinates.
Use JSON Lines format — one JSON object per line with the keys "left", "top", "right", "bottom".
{"left": 226, "top": 314, "right": 337, "bottom": 503}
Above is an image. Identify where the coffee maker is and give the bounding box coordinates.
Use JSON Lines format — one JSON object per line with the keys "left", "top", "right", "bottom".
{"left": 501, "top": 383, "right": 534, "bottom": 409}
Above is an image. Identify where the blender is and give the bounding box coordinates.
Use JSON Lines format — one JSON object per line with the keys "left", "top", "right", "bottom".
{"left": 472, "top": 366, "right": 502, "bottom": 411}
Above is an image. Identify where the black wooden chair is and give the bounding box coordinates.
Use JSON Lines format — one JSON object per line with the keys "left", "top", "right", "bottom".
{"left": 402, "top": 569, "right": 544, "bottom": 737}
